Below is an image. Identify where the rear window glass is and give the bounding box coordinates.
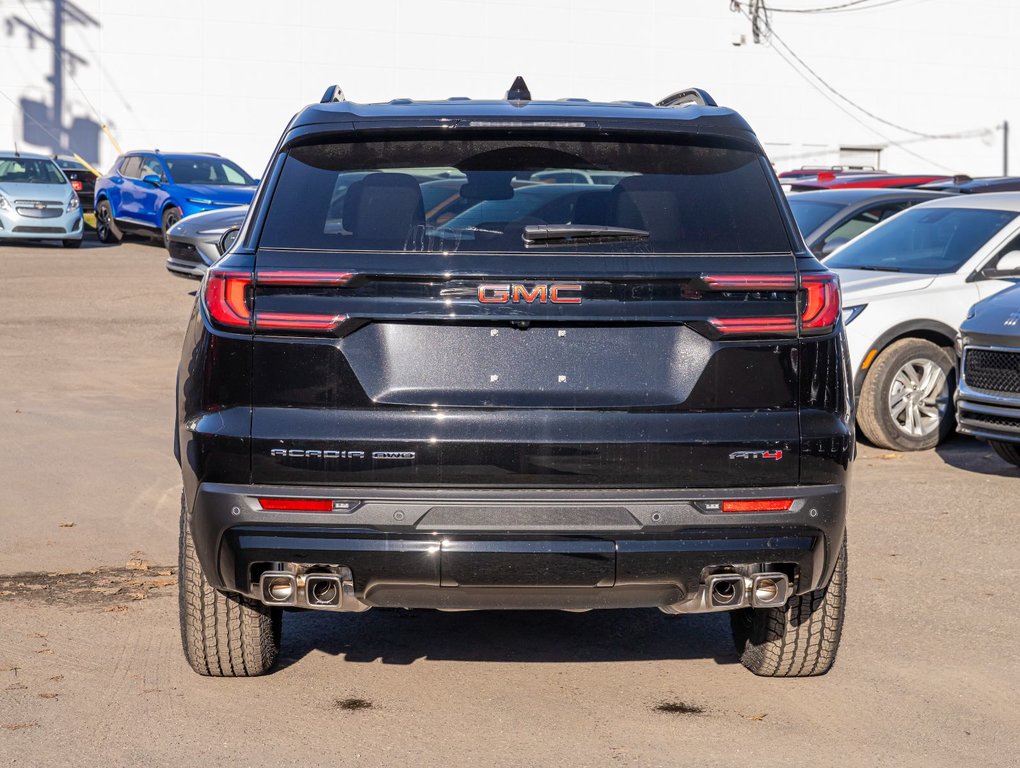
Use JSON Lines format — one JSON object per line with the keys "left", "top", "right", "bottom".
{"left": 259, "top": 137, "right": 792, "bottom": 254}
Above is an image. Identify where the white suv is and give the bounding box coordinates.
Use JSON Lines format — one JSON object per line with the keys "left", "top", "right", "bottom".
{"left": 826, "top": 193, "right": 1020, "bottom": 451}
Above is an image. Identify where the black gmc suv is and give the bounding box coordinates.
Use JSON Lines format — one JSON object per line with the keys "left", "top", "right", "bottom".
{"left": 175, "top": 79, "right": 853, "bottom": 678}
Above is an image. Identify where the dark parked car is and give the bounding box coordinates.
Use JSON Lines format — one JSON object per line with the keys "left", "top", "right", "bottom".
{"left": 788, "top": 188, "right": 947, "bottom": 258}
{"left": 956, "top": 279, "right": 1020, "bottom": 467}
{"left": 94, "top": 151, "right": 256, "bottom": 245}
{"left": 919, "top": 175, "right": 1020, "bottom": 194}
{"left": 54, "top": 155, "right": 98, "bottom": 213}
{"left": 176, "top": 79, "right": 851, "bottom": 678}
{"left": 165, "top": 205, "right": 248, "bottom": 279}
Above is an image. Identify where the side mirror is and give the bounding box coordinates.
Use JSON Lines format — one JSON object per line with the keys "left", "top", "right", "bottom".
{"left": 218, "top": 227, "right": 240, "bottom": 256}
{"left": 142, "top": 174, "right": 162, "bottom": 187}
{"left": 821, "top": 237, "right": 849, "bottom": 256}
{"left": 980, "top": 249, "right": 1020, "bottom": 279}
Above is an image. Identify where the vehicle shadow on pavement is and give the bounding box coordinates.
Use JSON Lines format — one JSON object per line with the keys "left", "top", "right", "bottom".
{"left": 276, "top": 607, "right": 739, "bottom": 669}
{"left": 934, "top": 434, "right": 1020, "bottom": 478}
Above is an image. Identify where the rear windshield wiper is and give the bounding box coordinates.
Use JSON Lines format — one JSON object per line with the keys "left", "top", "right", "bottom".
{"left": 523, "top": 224, "right": 649, "bottom": 246}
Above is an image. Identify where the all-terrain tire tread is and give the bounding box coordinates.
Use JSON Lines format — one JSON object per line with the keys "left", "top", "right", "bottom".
{"left": 178, "top": 492, "right": 280, "bottom": 676}
{"left": 732, "top": 534, "right": 847, "bottom": 677}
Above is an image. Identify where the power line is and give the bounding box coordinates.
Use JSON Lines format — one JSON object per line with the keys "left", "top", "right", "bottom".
{"left": 757, "top": 0, "right": 915, "bottom": 13}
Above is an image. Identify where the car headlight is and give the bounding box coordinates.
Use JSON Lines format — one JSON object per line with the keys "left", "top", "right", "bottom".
{"left": 67, "top": 195, "right": 80, "bottom": 213}
{"left": 0, "top": 194, "right": 10, "bottom": 211}
{"left": 841, "top": 305, "right": 865, "bottom": 325}
{"left": 187, "top": 198, "right": 214, "bottom": 206}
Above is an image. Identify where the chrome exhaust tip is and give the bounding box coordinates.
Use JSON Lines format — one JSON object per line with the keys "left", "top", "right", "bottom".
{"left": 707, "top": 573, "right": 745, "bottom": 609}
{"left": 260, "top": 571, "right": 298, "bottom": 606}
{"left": 305, "top": 574, "right": 342, "bottom": 608}
{"left": 750, "top": 572, "right": 789, "bottom": 608}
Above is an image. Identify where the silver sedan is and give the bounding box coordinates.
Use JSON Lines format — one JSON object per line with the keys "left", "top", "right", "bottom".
{"left": 165, "top": 205, "right": 247, "bottom": 279}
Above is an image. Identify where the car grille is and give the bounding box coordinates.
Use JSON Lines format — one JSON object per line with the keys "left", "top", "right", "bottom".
{"left": 15, "top": 200, "right": 64, "bottom": 219}
{"left": 965, "top": 349, "right": 1020, "bottom": 394}
{"left": 12, "top": 225, "right": 65, "bottom": 234}
{"left": 168, "top": 241, "right": 202, "bottom": 265}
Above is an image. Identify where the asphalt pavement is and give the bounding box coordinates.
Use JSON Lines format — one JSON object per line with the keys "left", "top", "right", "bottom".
{"left": 1, "top": 238, "right": 1018, "bottom": 767}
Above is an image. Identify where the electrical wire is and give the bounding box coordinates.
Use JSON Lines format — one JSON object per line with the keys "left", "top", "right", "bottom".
{"left": 755, "top": 0, "right": 915, "bottom": 13}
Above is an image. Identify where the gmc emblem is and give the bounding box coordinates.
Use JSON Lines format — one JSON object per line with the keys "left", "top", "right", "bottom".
{"left": 477, "top": 283, "right": 583, "bottom": 304}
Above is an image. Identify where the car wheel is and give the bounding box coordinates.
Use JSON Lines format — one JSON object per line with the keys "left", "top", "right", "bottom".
{"left": 61, "top": 238, "right": 83, "bottom": 249}
{"left": 162, "top": 207, "right": 182, "bottom": 248}
{"left": 990, "top": 440, "right": 1020, "bottom": 467}
{"left": 95, "top": 200, "right": 122, "bottom": 244}
{"left": 857, "top": 338, "right": 955, "bottom": 451}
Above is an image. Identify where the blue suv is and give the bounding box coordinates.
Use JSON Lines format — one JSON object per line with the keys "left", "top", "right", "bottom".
{"left": 94, "top": 151, "right": 256, "bottom": 245}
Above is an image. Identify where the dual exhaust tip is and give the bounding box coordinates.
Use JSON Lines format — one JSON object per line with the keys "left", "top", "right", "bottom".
{"left": 706, "top": 572, "right": 789, "bottom": 610}
{"left": 259, "top": 572, "right": 344, "bottom": 609}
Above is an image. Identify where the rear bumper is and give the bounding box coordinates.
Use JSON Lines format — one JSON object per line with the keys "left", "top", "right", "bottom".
{"left": 189, "top": 482, "right": 848, "bottom": 611}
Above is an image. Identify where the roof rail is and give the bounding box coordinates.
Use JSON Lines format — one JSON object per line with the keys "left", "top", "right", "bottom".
{"left": 506, "top": 76, "right": 531, "bottom": 102}
{"left": 320, "top": 85, "right": 346, "bottom": 104}
{"left": 656, "top": 88, "right": 717, "bottom": 108}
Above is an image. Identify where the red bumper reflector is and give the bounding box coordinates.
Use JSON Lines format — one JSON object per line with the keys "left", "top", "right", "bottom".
{"left": 258, "top": 498, "right": 334, "bottom": 512}
{"left": 254, "top": 312, "right": 347, "bottom": 331}
{"left": 721, "top": 499, "right": 794, "bottom": 513}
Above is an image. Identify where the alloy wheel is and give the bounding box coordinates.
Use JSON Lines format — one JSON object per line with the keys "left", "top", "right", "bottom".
{"left": 887, "top": 358, "right": 948, "bottom": 437}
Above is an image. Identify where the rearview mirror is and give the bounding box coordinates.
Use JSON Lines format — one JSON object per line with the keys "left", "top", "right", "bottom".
{"left": 142, "top": 174, "right": 162, "bottom": 187}
{"left": 218, "top": 227, "right": 240, "bottom": 256}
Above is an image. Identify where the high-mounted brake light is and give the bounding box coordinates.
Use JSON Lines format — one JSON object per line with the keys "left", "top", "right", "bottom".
{"left": 258, "top": 497, "right": 334, "bottom": 512}
{"left": 203, "top": 269, "right": 252, "bottom": 329}
{"left": 800, "top": 273, "right": 841, "bottom": 334}
{"left": 721, "top": 499, "right": 794, "bottom": 513}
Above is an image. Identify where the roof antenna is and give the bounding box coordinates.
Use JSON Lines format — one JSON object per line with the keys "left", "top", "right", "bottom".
{"left": 13, "top": 139, "right": 20, "bottom": 157}
{"left": 505, "top": 76, "right": 531, "bottom": 102}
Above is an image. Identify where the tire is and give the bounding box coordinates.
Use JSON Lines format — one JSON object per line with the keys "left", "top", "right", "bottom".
{"left": 178, "top": 492, "right": 281, "bottom": 676}
{"left": 95, "top": 200, "right": 122, "bottom": 244}
{"left": 61, "top": 238, "right": 82, "bottom": 249}
{"left": 730, "top": 534, "right": 847, "bottom": 677}
{"left": 162, "top": 207, "right": 182, "bottom": 248}
{"left": 857, "top": 338, "right": 955, "bottom": 451}
{"left": 990, "top": 440, "right": 1020, "bottom": 467}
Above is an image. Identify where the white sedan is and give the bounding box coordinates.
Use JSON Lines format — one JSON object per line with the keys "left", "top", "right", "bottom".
{"left": 826, "top": 193, "right": 1020, "bottom": 451}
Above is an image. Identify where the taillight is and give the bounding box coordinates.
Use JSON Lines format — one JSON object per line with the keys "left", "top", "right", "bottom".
{"left": 258, "top": 497, "right": 333, "bottom": 512}
{"left": 721, "top": 499, "right": 794, "bottom": 513}
{"left": 254, "top": 312, "right": 347, "bottom": 331}
{"left": 256, "top": 270, "right": 354, "bottom": 286}
{"left": 702, "top": 275, "right": 796, "bottom": 290}
{"left": 702, "top": 274, "right": 797, "bottom": 337}
{"left": 71, "top": 180, "right": 83, "bottom": 191}
{"left": 203, "top": 269, "right": 252, "bottom": 329}
{"left": 800, "top": 273, "right": 841, "bottom": 335}
{"left": 708, "top": 317, "right": 796, "bottom": 334}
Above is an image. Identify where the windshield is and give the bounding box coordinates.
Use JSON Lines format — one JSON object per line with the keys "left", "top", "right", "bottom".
{"left": 0, "top": 158, "right": 67, "bottom": 185}
{"left": 826, "top": 207, "right": 1018, "bottom": 274}
{"left": 258, "top": 136, "right": 792, "bottom": 254}
{"left": 788, "top": 198, "right": 843, "bottom": 236}
{"left": 164, "top": 156, "right": 254, "bottom": 186}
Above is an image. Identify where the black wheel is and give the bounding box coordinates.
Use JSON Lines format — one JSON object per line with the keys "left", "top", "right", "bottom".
{"left": 61, "top": 238, "right": 83, "bottom": 249}
{"left": 95, "top": 200, "right": 122, "bottom": 244}
{"left": 857, "top": 338, "right": 955, "bottom": 451}
{"left": 730, "top": 534, "right": 847, "bottom": 677}
{"left": 178, "top": 492, "right": 281, "bottom": 676}
{"left": 162, "top": 206, "right": 182, "bottom": 248}
{"left": 990, "top": 440, "right": 1020, "bottom": 467}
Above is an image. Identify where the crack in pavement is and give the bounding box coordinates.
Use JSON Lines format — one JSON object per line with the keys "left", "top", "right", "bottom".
{"left": 0, "top": 566, "right": 177, "bottom": 606}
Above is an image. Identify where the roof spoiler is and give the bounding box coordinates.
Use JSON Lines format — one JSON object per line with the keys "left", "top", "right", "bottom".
{"left": 656, "top": 88, "right": 717, "bottom": 108}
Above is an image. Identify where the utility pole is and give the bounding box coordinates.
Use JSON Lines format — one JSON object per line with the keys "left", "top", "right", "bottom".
{"left": 1004, "top": 121, "right": 1010, "bottom": 176}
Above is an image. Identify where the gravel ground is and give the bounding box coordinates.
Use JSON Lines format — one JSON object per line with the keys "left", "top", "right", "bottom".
{"left": 1, "top": 239, "right": 1018, "bottom": 767}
